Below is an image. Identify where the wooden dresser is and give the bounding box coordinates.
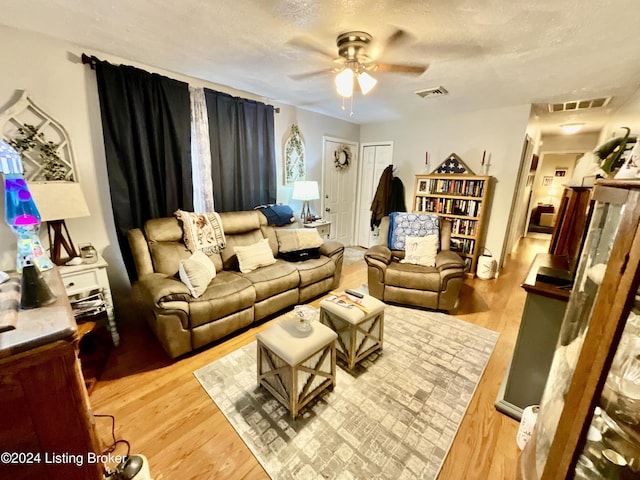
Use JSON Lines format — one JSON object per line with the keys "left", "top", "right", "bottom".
{"left": 0, "top": 269, "right": 102, "bottom": 480}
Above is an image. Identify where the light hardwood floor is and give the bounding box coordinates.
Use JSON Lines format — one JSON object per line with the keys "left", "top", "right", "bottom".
{"left": 90, "top": 234, "right": 551, "bottom": 479}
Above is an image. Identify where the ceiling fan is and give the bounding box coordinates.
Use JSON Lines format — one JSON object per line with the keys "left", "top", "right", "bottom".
{"left": 290, "top": 30, "right": 428, "bottom": 98}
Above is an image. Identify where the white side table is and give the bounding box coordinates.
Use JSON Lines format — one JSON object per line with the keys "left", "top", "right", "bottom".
{"left": 304, "top": 220, "right": 331, "bottom": 239}
{"left": 57, "top": 254, "right": 120, "bottom": 346}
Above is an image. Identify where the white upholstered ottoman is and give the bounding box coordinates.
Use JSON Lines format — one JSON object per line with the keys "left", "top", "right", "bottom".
{"left": 256, "top": 315, "right": 337, "bottom": 419}
{"left": 319, "top": 292, "right": 385, "bottom": 369}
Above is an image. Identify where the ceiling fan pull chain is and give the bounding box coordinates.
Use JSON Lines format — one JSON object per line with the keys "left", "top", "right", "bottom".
{"left": 349, "top": 96, "right": 354, "bottom": 117}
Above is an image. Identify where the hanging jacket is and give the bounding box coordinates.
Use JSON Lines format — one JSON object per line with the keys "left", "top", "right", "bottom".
{"left": 389, "top": 176, "right": 406, "bottom": 214}
{"left": 370, "top": 165, "right": 394, "bottom": 230}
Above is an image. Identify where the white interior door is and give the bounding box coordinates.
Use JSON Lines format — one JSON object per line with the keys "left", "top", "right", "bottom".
{"left": 355, "top": 142, "right": 393, "bottom": 248}
{"left": 322, "top": 137, "right": 359, "bottom": 245}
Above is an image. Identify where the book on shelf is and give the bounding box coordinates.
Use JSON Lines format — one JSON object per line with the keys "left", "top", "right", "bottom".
{"left": 421, "top": 178, "right": 485, "bottom": 197}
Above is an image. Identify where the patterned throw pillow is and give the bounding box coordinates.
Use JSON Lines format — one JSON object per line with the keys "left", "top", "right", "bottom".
{"left": 400, "top": 235, "right": 439, "bottom": 267}
{"left": 234, "top": 239, "right": 277, "bottom": 273}
{"left": 178, "top": 250, "right": 217, "bottom": 298}
{"left": 388, "top": 212, "right": 439, "bottom": 251}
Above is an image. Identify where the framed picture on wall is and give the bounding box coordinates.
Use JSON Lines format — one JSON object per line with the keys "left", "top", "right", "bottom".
{"left": 542, "top": 176, "right": 554, "bottom": 186}
{"left": 554, "top": 168, "right": 567, "bottom": 177}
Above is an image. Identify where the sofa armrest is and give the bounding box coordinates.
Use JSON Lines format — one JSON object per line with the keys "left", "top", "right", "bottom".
{"left": 136, "top": 273, "right": 191, "bottom": 307}
{"left": 365, "top": 245, "right": 392, "bottom": 265}
{"left": 319, "top": 240, "right": 344, "bottom": 258}
{"left": 436, "top": 250, "right": 465, "bottom": 271}
{"left": 128, "top": 228, "right": 155, "bottom": 278}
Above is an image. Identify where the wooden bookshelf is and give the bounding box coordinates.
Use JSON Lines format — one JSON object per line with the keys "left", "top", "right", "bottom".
{"left": 413, "top": 173, "right": 491, "bottom": 275}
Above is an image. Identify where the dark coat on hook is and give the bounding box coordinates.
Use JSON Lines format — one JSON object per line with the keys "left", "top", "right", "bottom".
{"left": 370, "top": 165, "right": 406, "bottom": 230}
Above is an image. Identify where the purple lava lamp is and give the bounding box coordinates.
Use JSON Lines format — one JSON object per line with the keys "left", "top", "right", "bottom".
{"left": 1, "top": 139, "right": 53, "bottom": 272}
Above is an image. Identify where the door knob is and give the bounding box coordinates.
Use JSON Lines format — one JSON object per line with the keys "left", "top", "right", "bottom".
{"left": 325, "top": 207, "right": 331, "bottom": 212}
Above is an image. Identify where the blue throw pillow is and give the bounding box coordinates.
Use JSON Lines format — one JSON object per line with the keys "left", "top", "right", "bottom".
{"left": 387, "top": 212, "right": 439, "bottom": 251}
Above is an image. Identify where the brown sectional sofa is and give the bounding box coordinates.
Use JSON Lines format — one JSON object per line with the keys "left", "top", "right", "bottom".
{"left": 128, "top": 210, "right": 344, "bottom": 358}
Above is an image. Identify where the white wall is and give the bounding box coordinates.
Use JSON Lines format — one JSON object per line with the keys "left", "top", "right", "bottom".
{"left": 539, "top": 132, "right": 600, "bottom": 154}
{"left": 275, "top": 107, "right": 359, "bottom": 218}
{"left": 360, "top": 104, "right": 532, "bottom": 266}
{"left": 0, "top": 25, "right": 358, "bottom": 310}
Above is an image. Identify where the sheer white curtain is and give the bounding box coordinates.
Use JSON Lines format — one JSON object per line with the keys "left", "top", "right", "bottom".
{"left": 189, "top": 86, "right": 215, "bottom": 212}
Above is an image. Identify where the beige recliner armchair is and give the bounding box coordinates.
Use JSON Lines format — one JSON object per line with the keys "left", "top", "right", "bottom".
{"left": 364, "top": 215, "right": 466, "bottom": 311}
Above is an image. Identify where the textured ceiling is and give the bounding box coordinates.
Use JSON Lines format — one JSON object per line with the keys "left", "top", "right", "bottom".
{"left": 2, "top": 0, "right": 640, "bottom": 134}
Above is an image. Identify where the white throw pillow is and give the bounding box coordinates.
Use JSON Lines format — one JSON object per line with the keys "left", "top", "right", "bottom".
{"left": 275, "top": 228, "right": 324, "bottom": 253}
{"left": 234, "top": 238, "right": 277, "bottom": 273}
{"left": 400, "top": 234, "right": 439, "bottom": 267}
{"left": 179, "top": 250, "right": 217, "bottom": 298}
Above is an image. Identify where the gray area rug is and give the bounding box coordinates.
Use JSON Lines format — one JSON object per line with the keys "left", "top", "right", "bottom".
{"left": 194, "top": 305, "right": 499, "bottom": 479}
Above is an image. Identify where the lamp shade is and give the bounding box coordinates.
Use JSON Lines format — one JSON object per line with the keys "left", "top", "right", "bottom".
{"left": 292, "top": 181, "right": 319, "bottom": 201}
{"left": 27, "top": 182, "right": 90, "bottom": 221}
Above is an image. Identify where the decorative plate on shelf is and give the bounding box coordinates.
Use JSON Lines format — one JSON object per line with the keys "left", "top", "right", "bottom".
{"left": 334, "top": 144, "right": 351, "bottom": 171}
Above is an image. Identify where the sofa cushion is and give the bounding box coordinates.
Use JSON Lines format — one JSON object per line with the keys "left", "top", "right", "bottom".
{"left": 188, "top": 271, "right": 256, "bottom": 327}
{"left": 400, "top": 234, "right": 439, "bottom": 267}
{"left": 145, "top": 217, "right": 223, "bottom": 276}
{"left": 385, "top": 262, "right": 441, "bottom": 291}
{"left": 239, "top": 260, "right": 299, "bottom": 301}
{"left": 178, "top": 250, "right": 216, "bottom": 298}
{"left": 234, "top": 238, "right": 277, "bottom": 273}
{"left": 295, "top": 255, "right": 335, "bottom": 287}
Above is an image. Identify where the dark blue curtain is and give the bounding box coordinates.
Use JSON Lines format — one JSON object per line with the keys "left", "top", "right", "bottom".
{"left": 94, "top": 60, "right": 192, "bottom": 279}
{"left": 203, "top": 89, "right": 276, "bottom": 211}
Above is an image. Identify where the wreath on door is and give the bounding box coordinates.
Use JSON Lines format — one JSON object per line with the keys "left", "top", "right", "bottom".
{"left": 334, "top": 144, "right": 352, "bottom": 171}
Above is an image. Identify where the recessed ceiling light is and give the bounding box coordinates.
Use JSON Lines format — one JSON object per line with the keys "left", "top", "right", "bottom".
{"left": 560, "top": 123, "right": 584, "bottom": 134}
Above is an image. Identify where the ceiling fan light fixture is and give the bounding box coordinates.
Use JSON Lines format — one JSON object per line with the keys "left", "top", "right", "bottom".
{"left": 335, "top": 68, "right": 354, "bottom": 97}
{"left": 357, "top": 71, "right": 377, "bottom": 95}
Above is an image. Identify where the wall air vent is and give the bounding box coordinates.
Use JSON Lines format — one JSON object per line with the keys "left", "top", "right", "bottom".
{"left": 548, "top": 96, "right": 611, "bottom": 113}
{"left": 415, "top": 86, "right": 448, "bottom": 99}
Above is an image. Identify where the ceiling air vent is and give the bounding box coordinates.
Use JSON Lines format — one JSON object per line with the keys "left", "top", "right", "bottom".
{"left": 415, "top": 86, "right": 448, "bottom": 99}
{"left": 548, "top": 96, "right": 611, "bottom": 113}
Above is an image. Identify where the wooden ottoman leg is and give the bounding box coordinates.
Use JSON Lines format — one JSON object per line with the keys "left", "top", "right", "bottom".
{"left": 293, "top": 341, "right": 336, "bottom": 419}
{"left": 257, "top": 340, "right": 294, "bottom": 415}
{"left": 257, "top": 336, "right": 336, "bottom": 420}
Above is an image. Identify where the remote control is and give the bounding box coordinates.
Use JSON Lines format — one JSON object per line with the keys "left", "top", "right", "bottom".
{"left": 345, "top": 289, "right": 364, "bottom": 298}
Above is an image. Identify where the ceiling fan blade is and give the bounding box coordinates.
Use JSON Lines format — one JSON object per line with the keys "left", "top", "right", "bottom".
{"left": 289, "top": 68, "right": 335, "bottom": 80}
{"left": 287, "top": 36, "right": 336, "bottom": 60}
{"left": 373, "top": 63, "right": 428, "bottom": 75}
{"left": 368, "top": 28, "right": 412, "bottom": 59}
{"left": 384, "top": 28, "right": 411, "bottom": 51}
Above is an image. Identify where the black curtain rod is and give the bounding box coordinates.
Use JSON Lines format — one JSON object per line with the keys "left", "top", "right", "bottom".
{"left": 80, "top": 52, "right": 280, "bottom": 113}
{"left": 81, "top": 53, "right": 98, "bottom": 69}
